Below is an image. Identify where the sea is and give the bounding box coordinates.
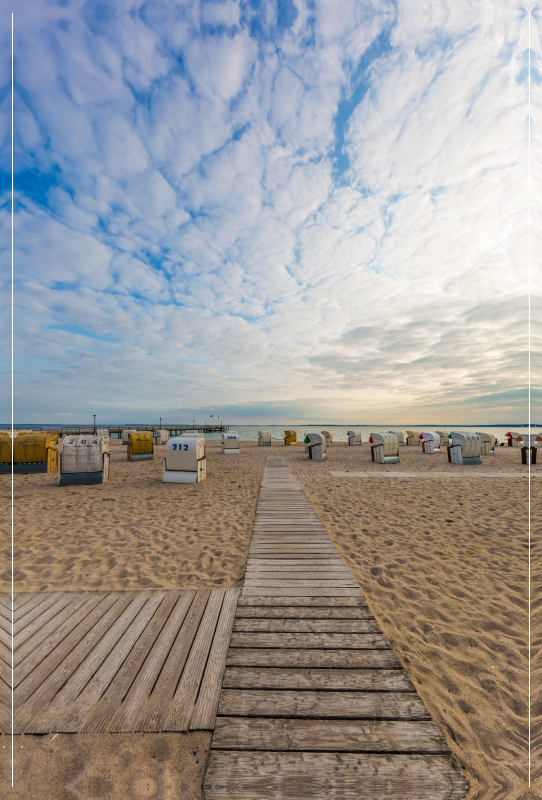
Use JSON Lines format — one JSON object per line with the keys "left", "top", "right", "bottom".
{"left": 2, "top": 423, "right": 535, "bottom": 444}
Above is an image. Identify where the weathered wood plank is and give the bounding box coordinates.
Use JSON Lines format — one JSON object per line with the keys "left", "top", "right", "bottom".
{"left": 235, "top": 606, "right": 373, "bottom": 619}
{"left": 79, "top": 590, "right": 189, "bottom": 733}
{"left": 246, "top": 563, "right": 350, "bottom": 571}
{"left": 226, "top": 649, "right": 401, "bottom": 669}
{"left": 242, "top": 588, "right": 363, "bottom": 597}
{"left": 212, "top": 717, "right": 447, "bottom": 752}
{"left": 136, "top": 589, "right": 211, "bottom": 732}
{"left": 237, "top": 597, "right": 366, "bottom": 607}
{"left": 230, "top": 632, "right": 390, "bottom": 649}
{"left": 14, "top": 593, "right": 75, "bottom": 648}
{"left": 15, "top": 592, "right": 134, "bottom": 729}
{"left": 233, "top": 619, "right": 380, "bottom": 634}
{"left": 244, "top": 573, "right": 354, "bottom": 582}
{"left": 47, "top": 591, "right": 165, "bottom": 732}
{"left": 14, "top": 593, "right": 116, "bottom": 697}
{"left": 222, "top": 668, "right": 414, "bottom": 692}
{"left": 218, "top": 690, "right": 430, "bottom": 720}
{"left": 163, "top": 589, "right": 225, "bottom": 731}
{"left": 14, "top": 593, "right": 97, "bottom": 672}
{"left": 243, "top": 580, "right": 359, "bottom": 588}
{"left": 190, "top": 588, "right": 240, "bottom": 731}
{"left": 13, "top": 592, "right": 66, "bottom": 637}
{"left": 204, "top": 752, "right": 469, "bottom": 799}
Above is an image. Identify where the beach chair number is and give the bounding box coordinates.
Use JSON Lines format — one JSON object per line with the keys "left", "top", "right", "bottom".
{"left": 172, "top": 444, "right": 189, "bottom": 451}
{"left": 228, "top": 436, "right": 235, "bottom": 440}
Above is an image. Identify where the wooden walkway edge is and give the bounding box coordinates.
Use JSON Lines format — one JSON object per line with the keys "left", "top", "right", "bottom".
{"left": 204, "top": 457, "right": 469, "bottom": 799}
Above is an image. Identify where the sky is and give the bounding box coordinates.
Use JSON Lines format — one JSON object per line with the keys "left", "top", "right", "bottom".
{"left": 0, "top": 0, "right": 540, "bottom": 425}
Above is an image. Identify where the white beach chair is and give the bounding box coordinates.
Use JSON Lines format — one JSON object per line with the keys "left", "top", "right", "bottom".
{"left": 405, "top": 430, "right": 421, "bottom": 446}
{"left": 321, "top": 430, "right": 333, "bottom": 445}
{"left": 476, "top": 433, "right": 496, "bottom": 455}
{"left": 448, "top": 432, "right": 482, "bottom": 465}
{"left": 154, "top": 429, "right": 169, "bottom": 445}
{"left": 370, "top": 433, "right": 400, "bottom": 464}
{"left": 388, "top": 431, "right": 405, "bottom": 445}
{"left": 505, "top": 431, "right": 523, "bottom": 447}
{"left": 59, "top": 434, "right": 110, "bottom": 485}
{"left": 258, "top": 431, "right": 272, "bottom": 446}
{"left": 163, "top": 436, "right": 206, "bottom": 483}
{"left": 222, "top": 431, "right": 240, "bottom": 454}
{"left": 420, "top": 431, "right": 441, "bottom": 454}
{"left": 347, "top": 430, "right": 362, "bottom": 446}
{"left": 121, "top": 429, "right": 137, "bottom": 445}
{"left": 435, "top": 431, "right": 450, "bottom": 447}
{"left": 307, "top": 432, "right": 327, "bottom": 461}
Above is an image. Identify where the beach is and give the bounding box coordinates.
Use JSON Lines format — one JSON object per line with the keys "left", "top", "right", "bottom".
{"left": 1, "top": 439, "right": 535, "bottom": 799}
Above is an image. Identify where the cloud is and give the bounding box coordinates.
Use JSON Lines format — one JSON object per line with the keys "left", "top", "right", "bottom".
{"left": 0, "top": 0, "right": 536, "bottom": 423}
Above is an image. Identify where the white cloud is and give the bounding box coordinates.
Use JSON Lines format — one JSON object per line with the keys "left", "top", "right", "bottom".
{"left": 1, "top": 0, "right": 535, "bottom": 422}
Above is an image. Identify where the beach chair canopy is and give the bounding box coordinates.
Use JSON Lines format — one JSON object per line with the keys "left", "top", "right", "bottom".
{"left": 476, "top": 433, "right": 496, "bottom": 447}
{"left": 165, "top": 436, "right": 205, "bottom": 471}
{"left": 62, "top": 435, "right": 107, "bottom": 473}
{"left": 222, "top": 431, "right": 240, "bottom": 448}
{"left": 9, "top": 432, "right": 58, "bottom": 464}
{"left": 420, "top": 431, "right": 440, "bottom": 447}
{"left": 370, "top": 432, "right": 398, "bottom": 456}
{"left": 388, "top": 431, "right": 405, "bottom": 443}
{"left": 321, "top": 430, "right": 333, "bottom": 443}
{"left": 121, "top": 429, "right": 137, "bottom": 442}
{"left": 450, "top": 431, "right": 482, "bottom": 458}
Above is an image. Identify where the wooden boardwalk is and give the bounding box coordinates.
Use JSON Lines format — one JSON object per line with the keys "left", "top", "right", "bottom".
{"left": 205, "top": 457, "right": 469, "bottom": 799}
{"left": 0, "top": 587, "right": 238, "bottom": 734}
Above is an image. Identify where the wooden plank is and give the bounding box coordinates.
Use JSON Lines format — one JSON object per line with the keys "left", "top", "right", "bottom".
{"left": 242, "top": 588, "right": 363, "bottom": 597}
{"left": 222, "top": 668, "right": 414, "bottom": 692}
{"left": 243, "top": 573, "right": 354, "bottom": 581}
{"left": 12, "top": 593, "right": 47, "bottom": 619}
{"left": 135, "top": 589, "right": 211, "bottom": 732}
{"left": 211, "top": 717, "right": 447, "bottom": 752}
{"left": 233, "top": 619, "right": 380, "bottom": 634}
{"left": 48, "top": 591, "right": 166, "bottom": 732}
{"left": 237, "top": 597, "right": 366, "bottom": 607}
{"left": 190, "top": 588, "right": 240, "bottom": 730}
{"left": 218, "top": 690, "right": 430, "bottom": 720}
{"left": 14, "top": 592, "right": 65, "bottom": 637}
{"left": 15, "top": 592, "right": 133, "bottom": 728}
{"left": 204, "top": 752, "right": 469, "bottom": 799}
{"left": 246, "top": 554, "right": 338, "bottom": 561}
{"left": 235, "top": 607, "right": 373, "bottom": 619}
{"left": 14, "top": 593, "right": 75, "bottom": 649}
{"left": 163, "top": 589, "right": 226, "bottom": 731}
{"left": 246, "top": 562, "right": 350, "bottom": 570}
{"left": 25, "top": 592, "right": 152, "bottom": 734}
{"left": 243, "top": 580, "right": 359, "bottom": 588}
{"left": 12, "top": 593, "right": 36, "bottom": 612}
{"left": 230, "top": 632, "right": 390, "bottom": 649}
{"left": 226, "top": 649, "right": 402, "bottom": 669}
{"left": 14, "top": 593, "right": 96, "bottom": 672}
{"left": 79, "top": 590, "right": 189, "bottom": 733}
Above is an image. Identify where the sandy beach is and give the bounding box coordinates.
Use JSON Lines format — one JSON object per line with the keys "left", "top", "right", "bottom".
{"left": 1, "top": 439, "right": 536, "bottom": 799}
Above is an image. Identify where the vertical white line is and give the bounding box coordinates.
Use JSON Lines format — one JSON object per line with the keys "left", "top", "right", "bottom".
{"left": 528, "top": 8, "right": 531, "bottom": 788}
{"left": 10, "top": 10, "right": 14, "bottom": 790}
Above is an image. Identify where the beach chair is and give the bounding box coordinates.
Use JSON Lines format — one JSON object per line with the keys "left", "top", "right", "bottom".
{"left": 347, "top": 430, "right": 362, "bottom": 446}
{"left": 447, "top": 432, "right": 482, "bottom": 465}
{"left": 284, "top": 430, "right": 297, "bottom": 446}
{"left": 321, "top": 430, "right": 333, "bottom": 445}
{"left": 127, "top": 431, "right": 154, "bottom": 461}
{"left": 59, "top": 434, "right": 109, "bottom": 485}
{"left": 435, "top": 431, "right": 450, "bottom": 447}
{"left": 122, "top": 429, "right": 137, "bottom": 445}
{"left": 154, "top": 429, "right": 169, "bottom": 445}
{"left": 369, "top": 432, "right": 400, "bottom": 463}
{"left": 405, "top": 430, "right": 421, "bottom": 446}
{"left": 476, "top": 433, "right": 496, "bottom": 455}
{"left": 505, "top": 431, "right": 523, "bottom": 447}
{"left": 0, "top": 432, "right": 59, "bottom": 474}
{"left": 519, "top": 434, "right": 542, "bottom": 464}
{"left": 258, "top": 431, "right": 272, "bottom": 446}
{"left": 388, "top": 431, "right": 405, "bottom": 445}
{"left": 222, "top": 431, "right": 240, "bottom": 454}
{"left": 420, "top": 432, "right": 441, "bottom": 454}
{"left": 307, "top": 432, "right": 327, "bottom": 461}
{"left": 96, "top": 428, "right": 109, "bottom": 436}
{"left": 163, "top": 436, "right": 206, "bottom": 483}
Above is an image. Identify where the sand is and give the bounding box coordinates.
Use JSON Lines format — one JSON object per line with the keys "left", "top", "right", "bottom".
{"left": 0, "top": 439, "right": 536, "bottom": 799}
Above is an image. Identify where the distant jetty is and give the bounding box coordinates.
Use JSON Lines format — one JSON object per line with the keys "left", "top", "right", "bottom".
{"left": 1, "top": 424, "right": 229, "bottom": 438}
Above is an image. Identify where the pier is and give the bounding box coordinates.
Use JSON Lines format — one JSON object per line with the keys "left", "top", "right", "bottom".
{"left": 1, "top": 424, "right": 229, "bottom": 438}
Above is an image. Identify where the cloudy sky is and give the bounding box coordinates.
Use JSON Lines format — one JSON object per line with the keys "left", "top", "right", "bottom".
{"left": 1, "top": 1, "right": 539, "bottom": 424}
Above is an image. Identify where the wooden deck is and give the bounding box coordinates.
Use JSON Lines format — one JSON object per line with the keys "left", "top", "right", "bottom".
{"left": 204, "top": 457, "right": 469, "bottom": 799}
{"left": 0, "top": 587, "right": 238, "bottom": 734}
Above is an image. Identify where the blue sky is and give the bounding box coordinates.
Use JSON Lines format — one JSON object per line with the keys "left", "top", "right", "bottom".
{"left": 0, "top": 0, "right": 539, "bottom": 424}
